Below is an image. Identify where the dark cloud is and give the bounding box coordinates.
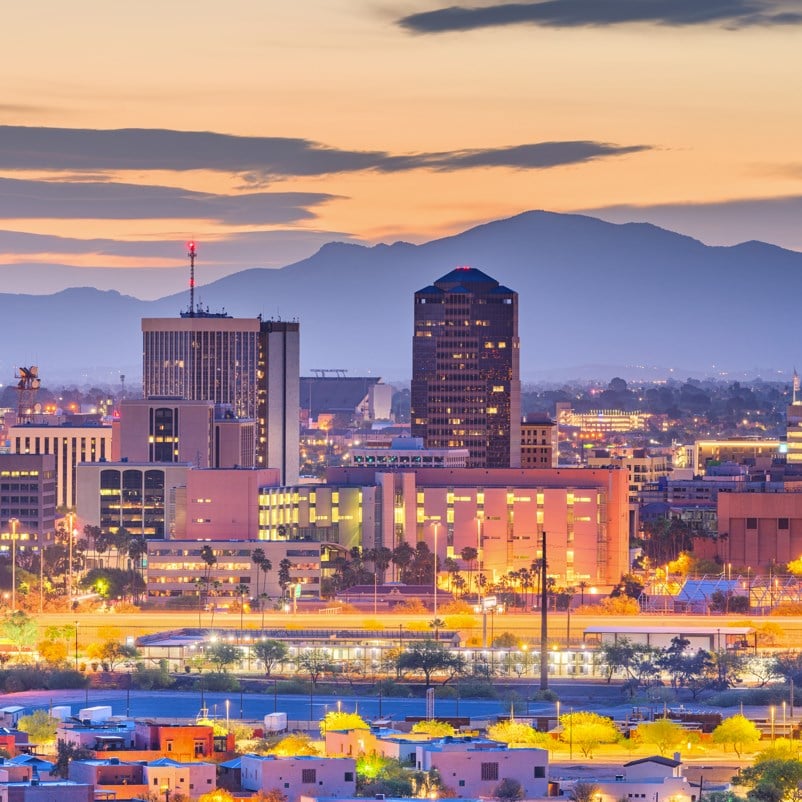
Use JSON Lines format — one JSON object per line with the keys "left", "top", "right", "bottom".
{"left": 398, "top": 0, "right": 802, "bottom": 33}
{"left": 385, "top": 141, "right": 649, "bottom": 170}
{"left": 0, "top": 177, "right": 336, "bottom": 224}
{"left": 0, "top": 126, "right": 648, "bottom": 177}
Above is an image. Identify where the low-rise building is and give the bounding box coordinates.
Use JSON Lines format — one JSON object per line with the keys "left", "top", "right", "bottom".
{"left": 0, "top": 781, "right": 93, "bottom": 802}
{"left": 589, "top": 755, "right": 695, "bottom": 802}
{"left": 142, "top": 757, "right": 217, "bottom": 798}
{"left": 415, "top": 738, "right": 548, "bottom": 799}
{"left": 240, "top": 755, "right": 356, "bottom": 801}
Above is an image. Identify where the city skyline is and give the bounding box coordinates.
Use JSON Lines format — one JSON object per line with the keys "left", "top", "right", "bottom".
{"left": 0, "top": 1, "right": 801, "bottom": 299}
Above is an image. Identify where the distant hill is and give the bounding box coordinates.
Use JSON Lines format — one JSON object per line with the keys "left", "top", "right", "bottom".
{"left": 1, "top": 210, "right": 799, "bottom": 384}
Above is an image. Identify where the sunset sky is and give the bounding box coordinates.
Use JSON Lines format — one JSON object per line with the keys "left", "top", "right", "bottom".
{"left": 2, "top": 0, "right": 802, "bottom": 297}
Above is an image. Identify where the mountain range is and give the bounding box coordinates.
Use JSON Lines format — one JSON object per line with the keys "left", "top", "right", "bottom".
{"left": 2, "top": 210, "right": 799, "bottom": 385}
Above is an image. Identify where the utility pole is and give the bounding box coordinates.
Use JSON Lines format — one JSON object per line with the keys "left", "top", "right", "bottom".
{"left": 540, "top": 531, "right": 549, "bottom": 691}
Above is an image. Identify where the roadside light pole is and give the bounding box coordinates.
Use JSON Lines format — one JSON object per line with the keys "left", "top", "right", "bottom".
{"left": 540, "top": 531, "right": 549, "bottom": 691}
{"left": 66, "top": 511, "right": 75, "bottom": 603}
{"left": 8, "top": 518, "right": 19, "bottom": 612}
{"left": 433, "top": 522, "right": 440, "bottom": 624}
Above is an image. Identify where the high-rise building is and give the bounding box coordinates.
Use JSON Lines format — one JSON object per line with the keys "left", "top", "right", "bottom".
{"left": 142, "top": 315, "right": 299, "bottom": 483}
{"left": 411, "top": 267, "right": 520, "bottom": 468}
{"left": 258, "top": 321, "right": 300, "bottom": 485}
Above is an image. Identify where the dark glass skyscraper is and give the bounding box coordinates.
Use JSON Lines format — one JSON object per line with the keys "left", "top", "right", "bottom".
{"left": 411, "top": 267, "right": 521, "bottom": 468}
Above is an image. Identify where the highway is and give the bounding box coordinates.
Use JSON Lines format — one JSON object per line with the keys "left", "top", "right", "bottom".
{"left": 35, "top": 608, "right": 801, "bottom": 651}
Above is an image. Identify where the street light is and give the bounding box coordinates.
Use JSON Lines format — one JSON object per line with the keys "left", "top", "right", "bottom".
{"left": 432, "top": 522, "right": 440, "bottom": 623}
{"left": 7, "top": 518, "right": 19, "bottom": 612}
{"left": 66, "top": 512, "right": 76, "bottom": 602}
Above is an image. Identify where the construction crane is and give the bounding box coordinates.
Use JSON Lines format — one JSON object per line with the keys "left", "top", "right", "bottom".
{"left": 15, "top": 366, "right": 41, "bottom": 423}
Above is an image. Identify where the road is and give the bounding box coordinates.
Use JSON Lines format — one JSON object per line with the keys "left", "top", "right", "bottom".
{"left": 33, "top": 609, "right": 802, "bottom": 651}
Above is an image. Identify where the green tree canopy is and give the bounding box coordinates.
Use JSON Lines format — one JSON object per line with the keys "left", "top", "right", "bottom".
{"left": 411, "top": 720, "right": 457, "bottom": 737}
{"left": 487, "top": 720, "right": 550, "bottom": 748}
{"left": 205, "top": 642, "right": 241, "bottom": 672}
{"left": 396, "top": 640, "right": 465, "bottom": 688}
{"left": 560, "top": 712, "right": 619, "bottom": 758}
{"left": 712, "top": 714, "right": 762, "bottom": 758}
{"left": 320, "top": 710, "right": 369, "bottom": 735}
{"left": 634, "top": 719, "right": 688, "bottom": 756}
{"left": 17, "top": 710, "right": 59, "bottom": 744}
{"left": 252, "top": 639, "right": 289, "bottom": 676}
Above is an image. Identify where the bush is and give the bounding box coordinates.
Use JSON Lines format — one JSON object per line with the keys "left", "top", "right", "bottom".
{"left": 199, "top": 672, "right": 240, "bottom": 692}
{"left": 531, "top": 688, "right": 559, "bottom": 702}
{"left": 131, "top": 665, "right": 174, "bottom": 690}
{"left": 47, "top": 670, "right": 89, "bottom": 689}
{"left": 457, "top": 681, "right": 497, "bottom": 698}
{"left": 275, "top": 679, "right": 307, "bottom": 695}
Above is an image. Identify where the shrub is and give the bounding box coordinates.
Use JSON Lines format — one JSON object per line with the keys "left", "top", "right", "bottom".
{"left": 199, "top": 672, "right": 240, "bottom": 692}
{"left": 47, "top": 670, "right": 89, "bottom": 689}
{"left": 457, "top": 681, "right": 497, "bottom": 698}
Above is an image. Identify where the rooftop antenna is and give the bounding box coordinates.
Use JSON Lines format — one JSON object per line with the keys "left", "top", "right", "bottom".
{"left": 187, "top": 240, "right": 197, "bottom": 317}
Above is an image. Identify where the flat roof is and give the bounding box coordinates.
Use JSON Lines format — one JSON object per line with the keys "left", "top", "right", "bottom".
{"left": 584, "top": 626, "right": 751, "bottom": 635}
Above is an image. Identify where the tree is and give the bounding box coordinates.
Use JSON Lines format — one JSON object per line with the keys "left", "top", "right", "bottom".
{"left": 295, "top": 648, "right": 332, "bottom": 687}
{"left": 86, "top": 640, "right": 139, "bottom": 671}
{"left": 319, "top": 710, "right": 369, "bottom": 735}
{"left": 487, "top": 720, "right": 549, "bottom": 747}
{"left": 198, "top": 791, "right": 234, "bottom": 802}
{"left": 570, "top": 783, "right": 601, "bottom": 802}
{"left": 254, "top": 791, "right": 287, "bottom": 802}
{"left": 412, "top": 720, "right": 456, "bottom": 737}
{"left": 1, "top": 610, "right": 38, "bottom": 654}
{"left": 737, "top": 759, "right": 802, "bottom": 802}
{"left": 252, "top": 640, "right": 288, "bottom": 676}
{"left": 53, "top": 740, "right": 94, "bottom": 777}
{"left": 205, "top": 642, "right": 240, "bottom": 672}
{"left": 634, "top": 719, "right": 687, "bottom": 756}
{"left": 278, "top": 559, "right": 293, "bottom": 595}
{"left": 251, "top": 547, "right": 266, "bottom": 602}
{"left": 267, "top": 733, "right": 319, "bottom": 757}
{"left": 712, "top": 714, "right": 761, "bottom": 758}
{"left": 560, "top": 712, "right": 619, "bottom": 758}
{"left": 38, "top": 639, "right": 68, "bottom": 666}
{"left": 396, "top": 640, "right": 465, "bottom": 688}
{"left": 494, "top": 778, "right": 525, "bottom": 801}
{"left": 17, "top": 710, "right": 59, "bottom": 745}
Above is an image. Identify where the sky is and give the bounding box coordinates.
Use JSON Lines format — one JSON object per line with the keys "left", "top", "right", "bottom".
{"left": 1, "top": 0, "right": 802, "bottom": 298}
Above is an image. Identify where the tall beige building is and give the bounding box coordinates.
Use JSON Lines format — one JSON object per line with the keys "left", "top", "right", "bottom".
{"left": 9, "top": 423, "right": 112, "bottom": 509}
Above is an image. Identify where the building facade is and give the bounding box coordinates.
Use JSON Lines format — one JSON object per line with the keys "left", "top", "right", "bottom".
{"left": 0, "top": 453, "right": 56, "bottom": 546}
{"left": 258, "top": 466, "right": 629, "bottom": 586}
{"left": 8, "top": 423, "right": 112, "bottom": 509}
{"left": 411, "top": 267, "right": 520, "bottom": 468}
{"left": 142, "top": 316, "right": 299, "bottom": 482}
{"left": 521, "top": 414, "right": 558, "bottom": 468}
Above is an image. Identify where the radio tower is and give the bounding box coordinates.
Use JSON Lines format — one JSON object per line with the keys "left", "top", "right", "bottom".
{"left": 187, "top": 240, "right": 197, "bottom": 317}
{"left": 15, "top": 366, "right": 41, "bottom": 424}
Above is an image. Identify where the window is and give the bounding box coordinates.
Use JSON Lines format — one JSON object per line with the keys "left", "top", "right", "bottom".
{"left": 459, "top": 781, "right": 466, "bottom": 788}
{"left": 779, "top": 518, "right": 790, "bottom": 530}
{"left": 345, "top": 772, "right": 354, "bottom": 782}
{"left": 746, "top": 518, "right": 758, "bottom": 530}
{"left": 481, "top": 763, "right": 499, "bottom": 781}
{"left": 302, "top": 769, "right": 317, "bottom": 784}
{"left": 534, "top": 766, "right": 546, "bottom": 778}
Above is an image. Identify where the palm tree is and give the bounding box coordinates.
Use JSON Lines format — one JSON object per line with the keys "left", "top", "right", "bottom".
{"left": 251, "top": 547, "right": 266, "bottom": 606}
{"left": 460, "top": 546, "right": 478, "bottom": 595}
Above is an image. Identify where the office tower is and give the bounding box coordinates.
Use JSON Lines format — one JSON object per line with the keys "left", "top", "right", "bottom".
{"left": 142, "top": 316, "right": 299, "bottom": 483}
{"left": 411, "top": 267, "right": 520, "bottom": 468}
{"left": 258, "top": 321, "right": 300, "bottom": 485}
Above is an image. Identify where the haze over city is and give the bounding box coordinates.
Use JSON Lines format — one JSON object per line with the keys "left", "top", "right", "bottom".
{"left": 1, "top": 0, "right": 801, "bottom": 307}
